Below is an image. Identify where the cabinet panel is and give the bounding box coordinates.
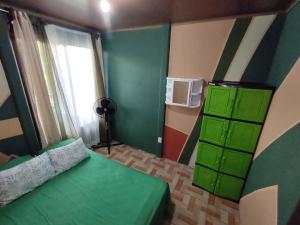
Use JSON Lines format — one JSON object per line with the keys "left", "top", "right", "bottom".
{"left": 232, "top": 88, "right": 272, "bottom": 123}
{"left": 196, "top": 142, "right": 223, "bottom": 170}
{"left": 204, "top": 86, "right": 237, "bottom": 118}
{"left": 214, "top": 174, "right": 244, "bottom": 201}
{"left": 200, "top": 116, "right": 230, "bottom": 146}
{"left": 225, "top": 121, "right": 262, "bottom": 153}
{"left": 193, "top": 165, "right": 218, "bottom": 192}
{"left": 219, "top": 149, "right": 252, "bottom": 178}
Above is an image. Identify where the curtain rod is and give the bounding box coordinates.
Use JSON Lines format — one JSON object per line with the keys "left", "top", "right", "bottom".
{"left": 0, "top": 3, "right": 101, "bottom": 34}
{"left": 0, "top": 8, "right": 9, "bottom": 14}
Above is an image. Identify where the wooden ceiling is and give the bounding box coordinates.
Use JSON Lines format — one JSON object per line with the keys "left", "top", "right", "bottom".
{"left": 2, "top": 0, "right": 298, "bottom": 31}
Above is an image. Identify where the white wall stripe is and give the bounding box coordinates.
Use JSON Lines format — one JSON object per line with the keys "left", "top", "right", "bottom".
{"left": 0, "top": 59, "right": 11, "bottom": 107}
{"left": 224, "top": 15, "right": 276, "bottom": 81}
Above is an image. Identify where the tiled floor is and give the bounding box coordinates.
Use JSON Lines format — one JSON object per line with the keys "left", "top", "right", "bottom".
{"left": 96, "top": 145, "right": 240, "bottom": 225}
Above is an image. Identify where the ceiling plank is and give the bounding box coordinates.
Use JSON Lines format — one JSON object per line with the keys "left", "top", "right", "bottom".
{"left": 1, "top": 0, "right": 298, "bottom": 31}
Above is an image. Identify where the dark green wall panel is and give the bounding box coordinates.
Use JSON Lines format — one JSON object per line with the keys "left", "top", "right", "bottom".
{"left": 241, "top": 16, "right": 286, "bottom": 83}
{"left": 0, "top": 135, "right": 29, "bottom": 156}
{"left": 266, "top": 2, "right": 300, "bottom": 88}
{"left": 243, "top": 4, "right": 300, "bottom": 224}
{"left": 102, "top": 25, "right": 170, "bottom": 156}
{"left": 0, "top": 96, "right": 18, "bottom": 120}
{"left": 0, "top": 12, "right": 40, "bottom": 155}
{"left": 243, "top": 123, "right": 300, "bottom": 225}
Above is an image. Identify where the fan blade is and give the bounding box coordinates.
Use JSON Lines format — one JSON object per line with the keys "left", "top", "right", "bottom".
{"left": 96, "top": 107, "right": 105, "bottom": 115}
{"left": 101, "top": 98, "right": 111, "bottom": 108}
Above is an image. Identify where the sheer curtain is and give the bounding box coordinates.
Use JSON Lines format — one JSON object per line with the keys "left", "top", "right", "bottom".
{"left": 45, "top": 25, "right": 100, "bottom": 146}
{"left": 11, "top": 11, "right": 74, "bottom": 147}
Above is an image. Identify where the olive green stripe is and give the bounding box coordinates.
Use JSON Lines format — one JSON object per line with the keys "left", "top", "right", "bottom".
{"left": 213, "top": 18, "right": 251, "bottom": 81}
{"left": 0, "top": 12, "right": 41, "bottom": 154}
{"left": 240, "top": 15, "right": 286, "bottom": 84}
{"left": 179, "top": 106, "right": 204, "bottom": 164}
{"left": 243, "top": 123, "right": 300, "bottom": 225}
{"left": 266, "top": 2, "right": 300, "bottom": 89}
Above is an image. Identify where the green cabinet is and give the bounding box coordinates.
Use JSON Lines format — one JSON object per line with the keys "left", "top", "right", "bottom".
{"left": 214, "top": 174, "right": 244, "bottom": 201}
{"left": 225, "top": 121, "right": 262, "bottom": 153}
{"left": 232, "top": 88, "right": 272, "bottom": 123}
{"left": 204, "top": 86, "right": 237, "bottom": 118}
{"left": 200, "top": 116, "right": 229, "bottom": 146}
{"left": 196, "top": 142, "right": 223, "bottom": 170}
{"left": 193, "top": 82, "right": 273, "bottom": 201}
{"left": 193, "top": 165, "right": 218, "bottom": 192}
{"left": 219, "top": 149, "right": 252, "bottom": 178}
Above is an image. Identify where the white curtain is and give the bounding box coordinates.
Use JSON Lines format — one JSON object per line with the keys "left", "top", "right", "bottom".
{"left": 45, "top": 25, "right": 100, "bottom": 147}
{"left": 11, "top": 11, "right": 75, "bottom": 147}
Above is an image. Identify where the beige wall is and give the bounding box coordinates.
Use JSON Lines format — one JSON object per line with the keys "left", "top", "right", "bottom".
{"left": 240, "top": 185, "right": 278, "bottom": 225}
{"left": 0, "top": 60, "right": 10, "bottom": 107}
{"left": 0, "top": 118, "right": 23, "bottom": 140}
{"left": 255, "top": 58, "right": 300, "bottom": 159}
{"left": 165, "top": 19, "right": 235, "bottom": 134}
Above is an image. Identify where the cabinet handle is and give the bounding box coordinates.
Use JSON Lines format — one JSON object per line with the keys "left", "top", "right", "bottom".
{"left": 227, "top": 129, "right": 232, "bottom": 142}
{"left": 222, "top": 156, "right": 227, "bottom": 165}
{"left": 221, "top": 125, "right": 228, "bottom": 140}
{"left": 215, "top": 179, "right": 220, "bottom": 191}
{"left": 215, "top": 154, "right": 221, "bottom": 165}
{"left": 234, "top": 97, "right": 240, "bottom": 109}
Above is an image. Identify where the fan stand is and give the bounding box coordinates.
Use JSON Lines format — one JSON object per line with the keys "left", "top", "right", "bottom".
{"left": 105, "top": 121, "right": 111, "bottom": 155}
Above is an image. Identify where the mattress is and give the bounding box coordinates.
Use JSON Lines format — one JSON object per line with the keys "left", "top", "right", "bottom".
{"left": 0, "top": 141, "right": 171, "bottom": 225}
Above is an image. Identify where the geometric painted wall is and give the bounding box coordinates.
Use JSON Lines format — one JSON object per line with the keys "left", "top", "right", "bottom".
{"left": 0, "top": 59, "right": 28, "bottom": 156}
{"left": 165, "top": 2, "right": 300, "bottom": 224}
{"left": 241, "top": 2, "right": 300, "bottom": 224}
{"left": 163, "top": 19, "right": 235, "bottom": 161}
{"left": 0, "top": 12, "right": 40, "bottom": 156}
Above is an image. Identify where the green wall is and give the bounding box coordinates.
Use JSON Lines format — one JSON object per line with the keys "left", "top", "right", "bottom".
{"left": 0, "top": 12, "right": 40, "bottom": 155}
{"left": 243, "top": 123, "right": 300, "bottom": 225}
{"left": 102, "top": 25, "right": 170, "bottom": 156}
{"left": 242, "top": 3, "right": 300, "bottom": 225}
{"left": 241, "top": 16, "right": 286, "bottom": 84}
{"left": 266, "top": 3, "right": 300, "bottom": 88}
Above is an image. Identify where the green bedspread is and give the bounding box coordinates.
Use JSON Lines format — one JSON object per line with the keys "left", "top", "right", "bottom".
{"left": 0, "top": 149, "right": 171, "bottom": 225}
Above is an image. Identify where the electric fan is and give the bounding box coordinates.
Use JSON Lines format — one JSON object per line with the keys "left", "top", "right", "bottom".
{"left": 93, "top": 97, "right": 117, "bottom": 154}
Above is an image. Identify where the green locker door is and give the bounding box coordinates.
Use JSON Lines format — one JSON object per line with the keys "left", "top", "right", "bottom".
{"left": 219, "top": 149, "right": 252, "bottom": 178}
{"left": 204, "top": 86, "right": 237, "bottom": 118}
{"left": 196, "top": 142, "right": 223, "bottom": 170}
{"left": 232, "top": 88, "right": 272, "bottom": 123}
{"left": 193, "top": 165, "right": 218, "bottom": 192}
{"left": 225, "top": 121, "right": 262, "bottom": 153}
{"left": 200, "top": 116, "right": 230, "bottom": 146}
{"left": 214, "top": 174, "right": 244, "bottom": 201}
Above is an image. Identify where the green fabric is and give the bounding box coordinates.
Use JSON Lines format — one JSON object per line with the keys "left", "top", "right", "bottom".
{"left": 0, "top": 150, "right": 170, "bottom": 225}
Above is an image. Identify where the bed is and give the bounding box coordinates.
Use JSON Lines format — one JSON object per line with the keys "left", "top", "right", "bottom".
{"left": 0, "top": 139, "right": 172, "bottom": 225}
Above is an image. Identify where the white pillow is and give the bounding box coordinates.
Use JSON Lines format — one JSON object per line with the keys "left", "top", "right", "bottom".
{"left": 47, "top": 138, "right": 90, "bottom": 175}
{"left": 0, "top": 153, "right": 55, "bottom": 207}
